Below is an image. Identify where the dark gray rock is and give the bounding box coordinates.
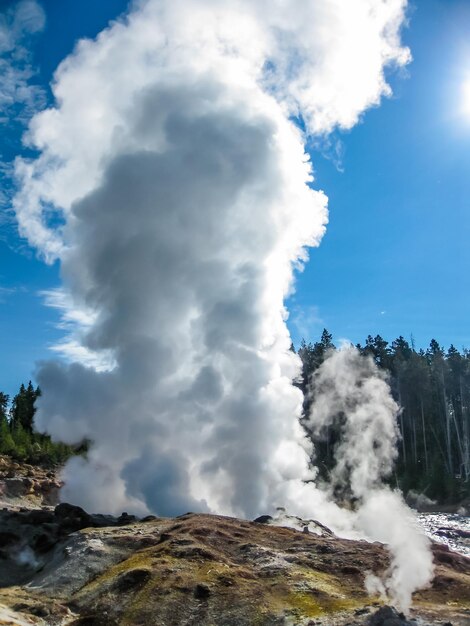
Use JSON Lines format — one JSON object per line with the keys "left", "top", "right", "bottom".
{"left": 54, "top": 503, "right": 93, "bottom": 531}
{"left": 253, "top": 515, "right": 273, "bottom": 524}
{"left": 117, "top": 512, "right": 138, "bottom": 525}
{"left": 113, "top": 568, "right": 151, "bottom": 592}
{"left": 194, "top": 583, "right": 211, "bottom": 599}
{"left": 368, "top": 606, "right": 413, "bottom": 626}
{"left": 0, "top": 503, "right": 146, "bottom": 587}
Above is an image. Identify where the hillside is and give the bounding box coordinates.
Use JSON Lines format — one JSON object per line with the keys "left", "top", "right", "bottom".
{"left": 0, "top": 459, "right": 469, "bottom": 626}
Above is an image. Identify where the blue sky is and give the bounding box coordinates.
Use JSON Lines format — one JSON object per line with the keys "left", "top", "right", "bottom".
{"left": 1, "top": 0, "right": 470, "bottom": 396}
{"left": 288, "top": 0, "right": 470, "bottom": 349}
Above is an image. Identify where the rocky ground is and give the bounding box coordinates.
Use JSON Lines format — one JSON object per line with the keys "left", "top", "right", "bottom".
{"left": 0, "top": 456, "right": 468, "bottom": 626}
{"left": 0, "top": 456, "right": 61, "bottom": 510}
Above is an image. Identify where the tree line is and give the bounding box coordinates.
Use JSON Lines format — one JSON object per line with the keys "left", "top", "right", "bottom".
{"left": 296, "top": 330, "right": 470, "bottom": 503}
{"left": 0, "top": 381, "right": 78, "bottom": 465}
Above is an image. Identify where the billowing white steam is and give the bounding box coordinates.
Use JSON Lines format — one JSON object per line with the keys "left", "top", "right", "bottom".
{"left": 308, "top": 346, "right": 400, "bottom": 498}
{"left": 12, "top": 0, "right": 432, "bottom": 612}
{"left": 306, "top": 347, "right": 434, "bottom": 611}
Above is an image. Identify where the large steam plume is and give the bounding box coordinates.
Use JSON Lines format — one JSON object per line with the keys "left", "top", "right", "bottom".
{"left": 12, "top": 0, "right": 433, "bottom": 611}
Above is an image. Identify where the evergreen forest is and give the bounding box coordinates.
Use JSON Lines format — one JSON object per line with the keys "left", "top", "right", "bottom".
{"left": 0, "top": 381, "right": 79, "bottom": 465}
{"left": 297, "top": 330, "right": 470, "bottom": 504}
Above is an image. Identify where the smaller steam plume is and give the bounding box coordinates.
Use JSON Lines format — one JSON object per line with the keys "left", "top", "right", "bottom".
{"left": 308, "top": 345, "right": 400, "bottom": 500}
{"left": 306, "top": 346, "right": 434, "bottom": 612}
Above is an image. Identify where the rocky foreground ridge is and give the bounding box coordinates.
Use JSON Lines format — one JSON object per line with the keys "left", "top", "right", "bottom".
{"left": 0, "top": 457, "right": 469, "bottom": 626}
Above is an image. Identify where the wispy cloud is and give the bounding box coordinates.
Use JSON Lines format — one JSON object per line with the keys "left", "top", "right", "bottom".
{"left": 309, "top": 133, "right": 346, "bottom": 173}
{"left": 0, "top": 0, "right": 46, "bottom": 125}
{"left": 41, "top": 288, "right": 115, "bottom": 371}
{"left": 0, "top": 1, "right": 47, "bottom": 236}
{"left": 0, "top": 285, "right": 16, "bottom": 301}
{"left": 289, "top": 304, "right": 324, "bottom": 343}
{"left": 41, "top": 288, "right": 97, "bottom": 329}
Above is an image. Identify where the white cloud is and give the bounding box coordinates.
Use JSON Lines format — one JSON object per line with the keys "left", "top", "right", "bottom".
{"left": 0, "top": 285, "right": 16, "bottom": 301}
{"left": 289, "top": 304, "right": 324, "bottom": 343}
{"left": 0, "top": 0, "right": 46, "bottom": 124}
{"left": 0, "top": 0, "right": 46, "bottom": 232}
{"left": 41, "top": 288, "right": 115, "bottom": 370}
{"left": 41, "top": 288, "right": 98, "bottom": 329}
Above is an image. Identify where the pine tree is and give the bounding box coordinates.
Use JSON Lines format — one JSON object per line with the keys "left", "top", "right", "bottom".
{"left": 10, "top": 381, "right": 40, "bottom": 434}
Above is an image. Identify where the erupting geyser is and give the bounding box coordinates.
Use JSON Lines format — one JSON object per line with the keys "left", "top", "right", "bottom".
{"left": 13, "top": 0, "right": 432, "bottom": 612}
